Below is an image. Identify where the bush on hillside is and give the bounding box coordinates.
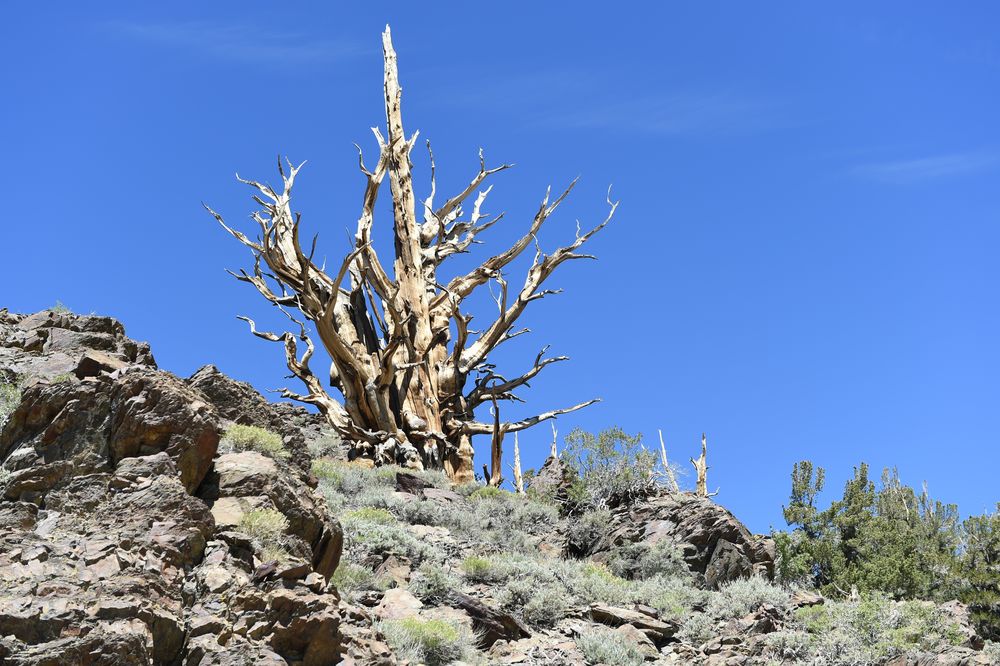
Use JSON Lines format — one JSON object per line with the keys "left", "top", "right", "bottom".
{"left": 574, "top": 626, "right": 646, "bottom": 666}
{"left": 377, "top": 617, "right": 476, "bottom": 666}
{"left": 0, "top": 379, "right": 20, "bottom": 424}
{"left": 562, "top": 427, "right": 660, "bottom": 511}
{"left": 220, "top": 424, "right": 289, "bottom": 459}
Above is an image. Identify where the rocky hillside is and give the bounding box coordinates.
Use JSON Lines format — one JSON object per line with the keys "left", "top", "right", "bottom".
{"left": 0, "top": 309, "right": 995, "bottom": 665}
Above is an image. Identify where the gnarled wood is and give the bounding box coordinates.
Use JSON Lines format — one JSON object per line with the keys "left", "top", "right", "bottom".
{"left": 208, "top": 26, "right": 615, "bottom": 481}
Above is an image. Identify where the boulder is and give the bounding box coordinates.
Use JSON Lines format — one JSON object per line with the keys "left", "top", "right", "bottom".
{"left": 0, "top": 309, "right": 155, "bottom": 385}
{"left": 199, "top": 451, "right": 343, "bottom": 577}
{"left": 450, "top": 591, "right": 530, "bottom": 647}
{"left": 1, "top": 368, "right": 220, "bottom": 495}
{"left": 596, "top": 491, "right": 775, "bottom": 587}
{"left": 187, "top": 364, "right": 343, "bottom": 470}
{"left": 588, "top": 603, "right": 679, "bottom": 645}
{"left": 527, "top": 455, "right": 576, "bottom": 504}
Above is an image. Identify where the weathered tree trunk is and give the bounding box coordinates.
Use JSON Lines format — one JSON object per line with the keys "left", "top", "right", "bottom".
{"left": 207, "top": 26, "right": 616, "bottom": 482}
{"left": 691, "top": 433, "right": 719, "bottom": 498}
{"left": 511, "top": 433, "right": 525, "bottom": 495}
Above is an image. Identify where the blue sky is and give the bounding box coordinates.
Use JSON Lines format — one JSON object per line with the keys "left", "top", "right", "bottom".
{"left": 2, "top": 3, "right": 998, "bottom": 532}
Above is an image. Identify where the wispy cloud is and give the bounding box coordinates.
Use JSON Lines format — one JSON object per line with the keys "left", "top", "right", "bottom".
{"left": 430, "top": 69, "right": 782, "bottom": 136}
{"left": 551, "top": 91, "right": 776, "bottom": 135}
{"left": 853, "top": 152, "right": 997, "bottom": 184}
{"left": 102, "top": 20, "right": 368, "bottom": 65}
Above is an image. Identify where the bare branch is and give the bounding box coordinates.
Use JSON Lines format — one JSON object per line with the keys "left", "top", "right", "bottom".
{"left": 510, "top": 432, "right": 525, "bottom": 494}
{"left": 433, "top": 147, "right": 513, "bottom": 224}
{"left": 657, "top": 429, "right": 681, "bottom": 492}
{"left": 460, "top": 189, "right": 618, "bottom": 371}
{"left": 455, "top": 398, "right": 600, "bottom": 435}
{"left": 466, "top": 345, "right": 568, "bottom": 408}
{"left": 433, "top": 179, "right": 578, "bottom": 311}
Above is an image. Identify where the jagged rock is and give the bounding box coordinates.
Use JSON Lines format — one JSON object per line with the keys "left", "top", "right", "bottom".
{"left": 0, "top": 311, "right": 347, "bottom": 666}
{"left": 338, "top": 603, "right": 397, "bottom": 666}
{"left": 588, "top": 603, "right": 679, "bottom": 645}
{"left": 395, "top": 470, "right": 433, "bottom": 496}
{"left": 266, "top": 587, "right": 341, "bottom": 665}
{"left": 422, "top": 486, "right": 463, "bottom": 504}
{"left": 527, "top": 455, "right": 576, "bottom": 503}
{"left": 615, "top": 623, "right": 659, "bottom": 658}
{"left": 187, "top": 364, "right": 342, "bottom": 470}
{"left": 1, "top": 368, "right": 220, "bottom": 495}
{"left": 375, "top": 588, "right": 423, "bottom": 620}
{"left": 938, "top": 600, "right": 984, "bottom": 650}
{"left": 374, "top": 555, "right": 412, "bottom": 586}
{"left": 789, "top": 589, "right": 824, "bottom": 608}
{"left": 449, "top": 591, "right": 531, "bottom": 647}
{"left": 198, "top": 451, "right": 343, "bottom": 577}
{"left": 597, "top": 491, "right": 775, "bottom": 587}
{"left": 0, "top": 309, "right": 155, "bottom": 384}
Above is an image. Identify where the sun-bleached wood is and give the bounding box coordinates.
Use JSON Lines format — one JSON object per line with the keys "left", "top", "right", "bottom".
{"left": 657, "top": 429, "right": 681, "bottom": 492}
{"left": 690, "top": 433, "right": 719, "bottom": 498}
{"left": 207, "top": 26, "right": 614, "bottom": 482}
{"left": 511, "top": 432, "right": 525, "bottom": 495}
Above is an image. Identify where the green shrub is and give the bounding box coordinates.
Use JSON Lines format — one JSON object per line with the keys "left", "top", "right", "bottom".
{"left": 606, "top": 537, "right": 689, "bottom": 580}
{"left": 221, "top": 424, "right": 289, "bottom": 459}
{"left": 239, "top": 508, "right": 290, "bottom": 562}
{"left": 460, "top": 556, "right": 495, "bottom": 583}
{"left": 318, "top": 461, "right": 388, "bottom": 496}
{"left": 469, "top": 485, "right": 505, "bottom": 501}
{"left": 794, "top": 594, "right": 965, "bottom": 664}
{"left": 260, "top": 543, "right": 291, "bottom": 564}
{"left": 0, "top": 466, "right": 11, "bottom": 488}
{"left": 330, "top": 562, "right": 392, "bottom": 598}
{"left": 510, "top": 498, "right": 561, "bottom": 534}
{"left": 574, "top": 626, "right": 645, "bottom": 666}
{"left": 564, "top": 562, "right": 633, "bottom": 606}
{"left": 638, "top": 575, "right": 708, "bottom": 621}
{"left": 565, "top": 508, "right": 611, "bottom": 556}
{"left": 409, "top": 562, "right": 459, "bottom": 604}
{"left": 762, "top": 629, "right": 812, "bottom": 661}
{"left": 311, "top": 457, "right": 343, "bottom": 481}
{"left": 342, "top": 513, "right": 443, "bottom": 565}
{"left": 306, "top": 431, "right": 343, "bottom": 459}
{"left": 238, "top": 508, "right": 289, "bottom": 541}
{"left": 397, "top": 499, "right": 444, "bottom": 526}
{"left": 0, "top": 380, "right": 20, "bottom": 424}
{"left": 377, "top": 617, "right": 476, "bottom": 666}
{"left": 454, "top": 482, "right": 482, "bottom": 498}
{"left": 499, "top": 577, "right": 571, "bottom": 627}
{"left": 676, "top": 611, "right": 716, "bottom": 646}
{"left": 50, "top": 301, "right": 70, "bottom": 314}
{"left": 343, "top": 507, "right": 397, "bottom": 525}
{"left": 52, "top": 373, "right": 76, "bottom": 383}
{"left": 562, "top": 426, "right": 659, "bottom": 510}
{"left": 706, "top": 575, "right": 789, "bottom": 620}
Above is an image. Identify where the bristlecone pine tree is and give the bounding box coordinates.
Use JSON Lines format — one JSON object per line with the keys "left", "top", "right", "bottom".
{"left": 206, "top": 27, "right": 616, "bottom": 483}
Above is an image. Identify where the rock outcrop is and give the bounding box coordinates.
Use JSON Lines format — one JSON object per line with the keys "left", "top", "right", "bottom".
{"left": 596, "top": 491, "right": 776, "bottom": 588}
{"left": 0, "top": 311, "right": 346, "bottom": 665}
{"left": 188, "top": 365, "right": 343, "bottom": 472}
{"left": 0, "top": 309, "right": 156, "bottom": 383}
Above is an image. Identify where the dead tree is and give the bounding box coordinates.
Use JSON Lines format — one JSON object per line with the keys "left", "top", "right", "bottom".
{"left": 510, "top": 433, "right": 525, "bottom": 495}
{"left": 690, "top": 433, "right": 719, "bottom": 498}
{"left": 206, "top": 26, "right": 615, "bottom": 482}
{"left": 656, "top": 429, "right": 681, "bottom": 492}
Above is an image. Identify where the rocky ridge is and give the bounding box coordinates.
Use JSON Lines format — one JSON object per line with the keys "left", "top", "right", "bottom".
{"left": 0, "top": 309, "right": 992, "bottom": 665}
{"left": 0, "top": 310, "right": 346, "bottom": 664}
